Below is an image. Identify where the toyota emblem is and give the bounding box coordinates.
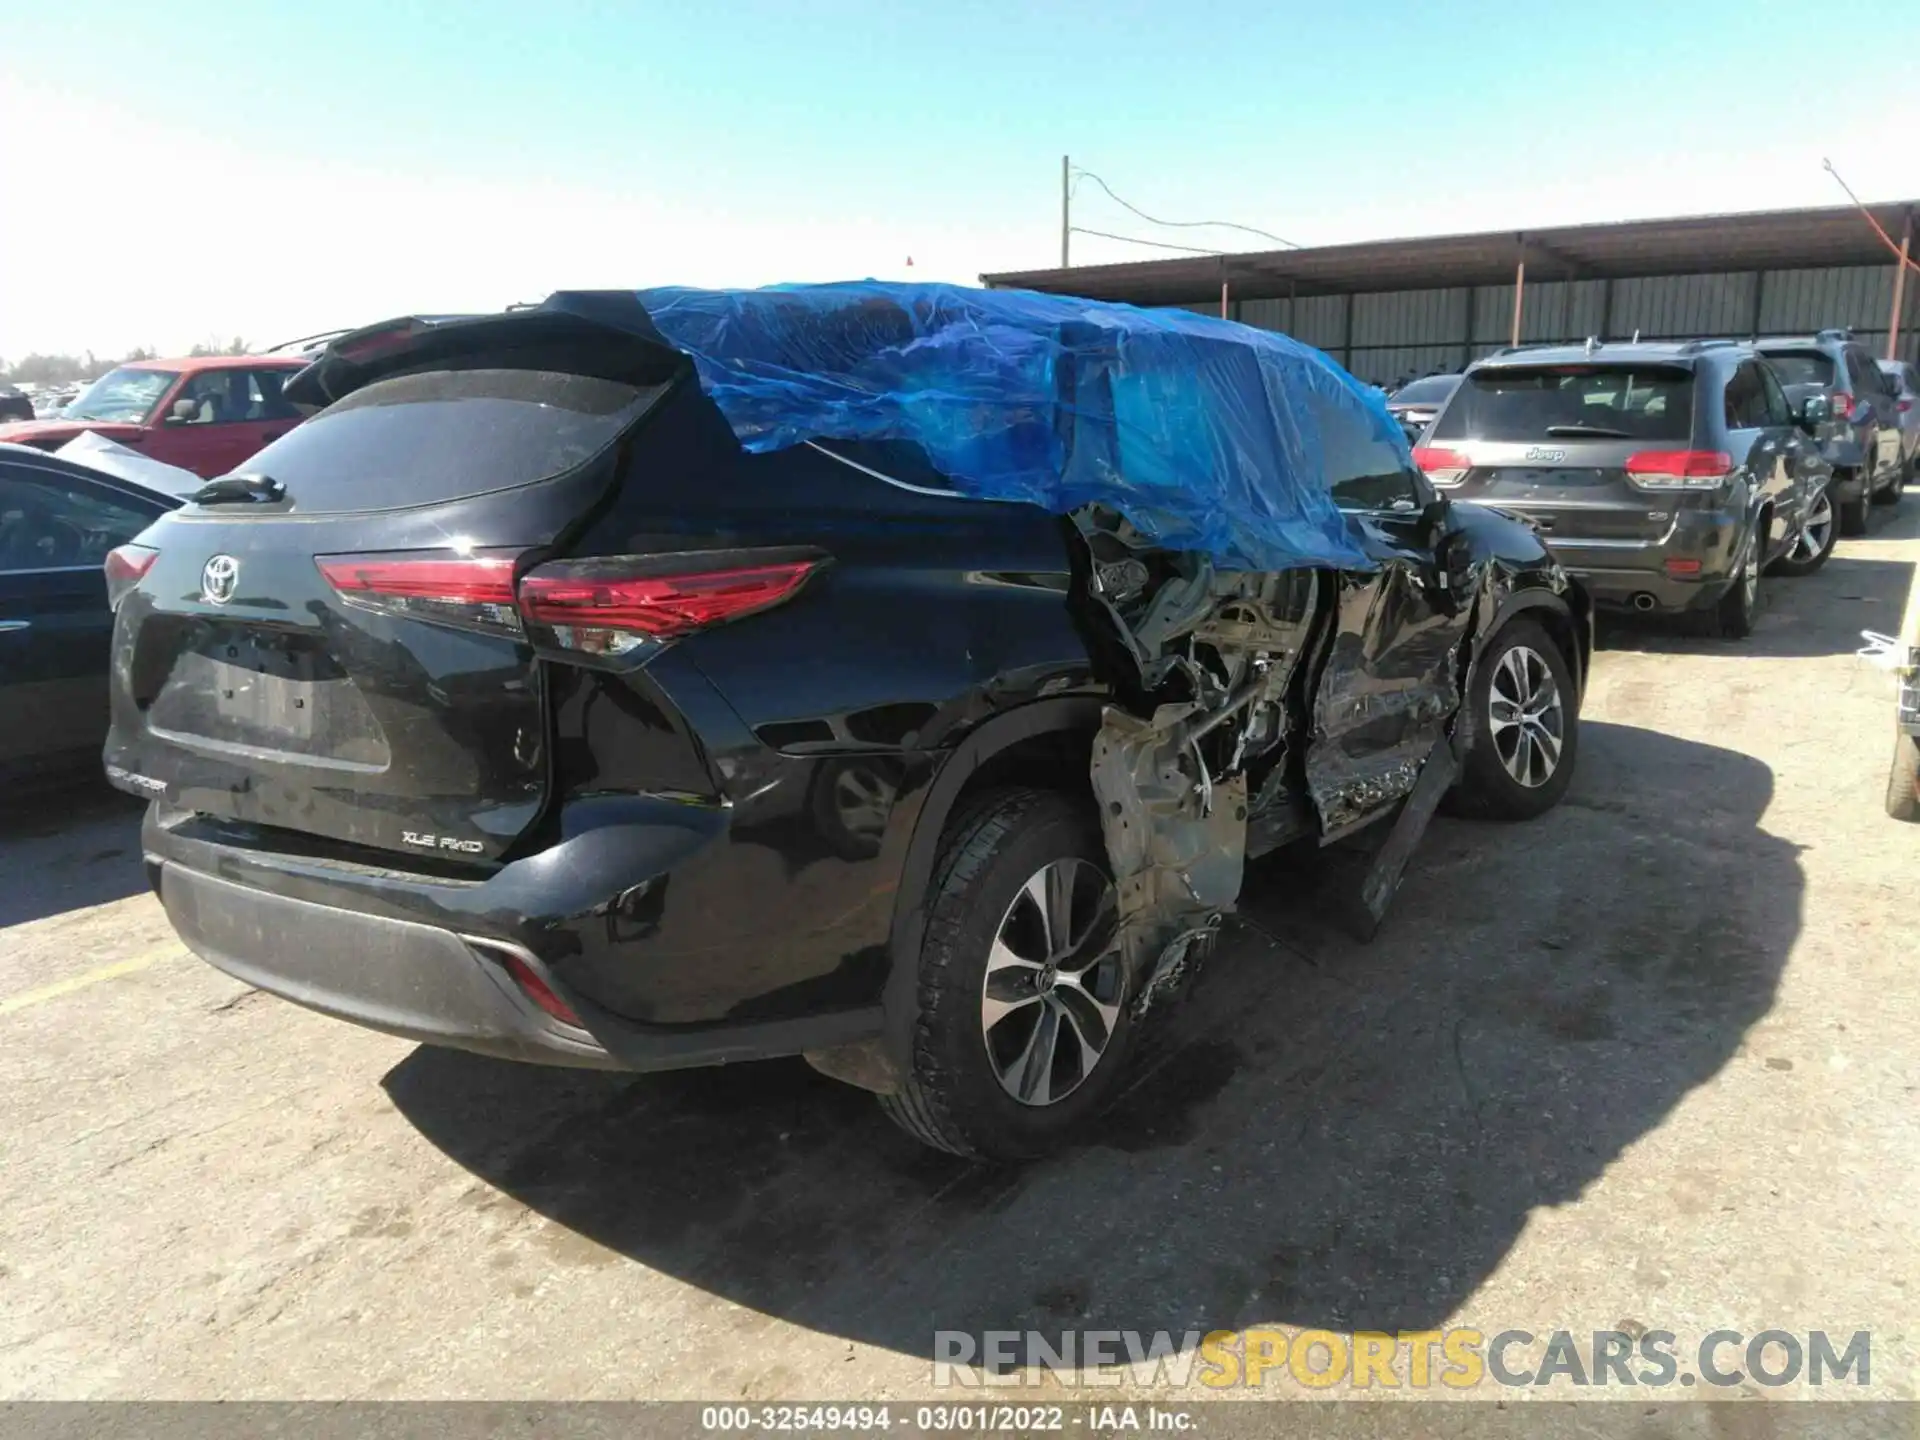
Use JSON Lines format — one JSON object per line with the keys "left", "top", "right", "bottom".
{"left": 201, "top": 554, "right": 240, "bottom": 605}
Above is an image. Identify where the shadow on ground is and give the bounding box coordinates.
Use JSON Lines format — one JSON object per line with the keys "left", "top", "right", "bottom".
{"left": 385, "top": 720, "right": 1798, "bottom": 1360}
{"left": 0, "top": 778, "right": 148, "bottom": 927}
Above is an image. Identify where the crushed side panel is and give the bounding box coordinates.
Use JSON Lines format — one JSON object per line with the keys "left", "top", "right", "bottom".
{"left": 1304, "top": 562, "right": 1464, "bottom": 837}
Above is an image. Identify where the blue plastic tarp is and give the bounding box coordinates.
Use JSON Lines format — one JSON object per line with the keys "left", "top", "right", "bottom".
{"left": 625, "top": 281, "right": 1398, "bottom": 571}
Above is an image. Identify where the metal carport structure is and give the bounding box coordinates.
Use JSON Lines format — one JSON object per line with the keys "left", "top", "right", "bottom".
{"left": 983, "top": 200, "right": 1919, "bottom": 385}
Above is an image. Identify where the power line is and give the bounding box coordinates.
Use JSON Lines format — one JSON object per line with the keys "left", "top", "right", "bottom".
{"left": 1071, "top": 167, "right": 1300, "bottom": 250}
{"left": 1069, "top": 226, "right": 1227, "bottom": 256}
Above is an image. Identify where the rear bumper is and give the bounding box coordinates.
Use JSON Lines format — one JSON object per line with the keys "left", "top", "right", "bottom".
{"left": 158, "top": 860, "right": 624, "bottom": 1067}
{"left": 1561, "top": 564, "right": 1736, "bottom": 614}
{"left": 145, "top": 810, "right": 883, "bottom": 1073}
{"left": 1537, "top": 513, "right": 1744, "bottom": 616}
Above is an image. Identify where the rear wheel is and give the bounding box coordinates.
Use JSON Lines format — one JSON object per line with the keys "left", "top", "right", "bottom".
{"left": 1768, "top": 487, "right": 1836, "bottom": 577}
{"left": 1873, "top": 453, "right": 1908, "bottom": 506}
{"left": 1888, "top": 729, "right": 1920, "bottom": 823}
{"left": 1450, "top": 618, "right": 1577, "bottom": 821}
{"left": 1690, "top": 529, "right": 1760, "bottom": 639}
{"left": 879, "top": 788, "right": 1134, "bottom": 1159}
{"left": 1838, "top": 471, "right": 1870, "bottom": 536}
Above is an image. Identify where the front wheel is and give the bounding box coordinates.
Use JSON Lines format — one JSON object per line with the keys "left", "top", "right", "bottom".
{"left": 879, "top": 788, "right": 1134, "bottom": 1160}
{"left": 1449, "top": 617, "right": 1578, "bottom": 821}
{"left": 1769, "top": 487, "right": 1837, "bottom": 577}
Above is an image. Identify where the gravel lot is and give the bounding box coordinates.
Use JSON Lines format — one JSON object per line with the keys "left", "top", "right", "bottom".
{"left": 3, "top": 508, "right": 1917, "bottom": 1403}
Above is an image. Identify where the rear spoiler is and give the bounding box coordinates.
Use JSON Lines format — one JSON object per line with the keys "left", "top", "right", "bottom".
{"left": 282, "top": 294, "right": 689, "bottom": 409}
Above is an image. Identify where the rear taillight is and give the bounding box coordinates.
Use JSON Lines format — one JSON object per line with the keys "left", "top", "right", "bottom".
{"left": 1624, "top": 449, "right": 1732, "bottom": 490}
{"left": 1830, "top": 391, "right": 1855, "bottom": 420}
{"left": 316, "top": 550, "right": 524, "bottom": 636}
{"left": 517, "top": 555, "right": 822, "bottom": 656}
{"left": 103, "top": 543, "right": 158, "bottom": 609}
{"left": 498, "top": 950, "right": 584, "bottom": 1027}
{"left": 315, "top": 547, "right": 824, "bottom": 654}
{"left": 1411, "top": 446, "right": 1471, "bottom": 486}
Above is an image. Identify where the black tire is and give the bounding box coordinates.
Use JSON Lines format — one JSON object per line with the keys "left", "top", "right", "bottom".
{"left": 1449, "top": 617, "right": 1578, "bottom": 822}
{"left": 1873, "top": 454, "right": 1908, "bottom": 506}
{"left": 1888, "top": 729, "right": 1920, "bottom": 823}
{"left": 1686, "top": 527, "right": 1760, "bottom": 640}
{"left": 878, "top": 787, "right": 1134, "bottom": 1160}
{"left": 1768, "top": 486, "right": 1837, "bottom": 578}
{"left": 1838, "top": 472, "right": 1870, "bottom": 536}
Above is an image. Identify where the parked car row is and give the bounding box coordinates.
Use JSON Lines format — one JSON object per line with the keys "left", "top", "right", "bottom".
{"left": 1398, "top": 329, "right": 1912, "bottom": 636}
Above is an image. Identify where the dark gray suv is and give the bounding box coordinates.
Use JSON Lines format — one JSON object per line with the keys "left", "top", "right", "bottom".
{"left": 1755, "top": 330, "right": 1906, "bottom": 535}
{"left": 1414, "top": 340, "right": 1830, "bottom": 638}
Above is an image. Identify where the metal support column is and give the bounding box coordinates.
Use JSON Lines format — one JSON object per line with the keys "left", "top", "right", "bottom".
{"left": 1750, "top": 270, "right": 1766, "bottom": 340}
{"left": 1510, "top": 238, "right": 1527, "bottom": 347}
{"left": 1599, "top": 277, "right": 1614, "bottom": 341}
{"left": 1460, "top": 285, "right": 1476, "bottom": 369}
{"left": 1342, "top": 291, "right": 1355, "bottom": 371}
{"left": 1221, "top": 279, "right": 1230, "bottom": 321}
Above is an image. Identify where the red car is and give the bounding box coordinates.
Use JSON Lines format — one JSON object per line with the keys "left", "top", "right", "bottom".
{"left": 0, "top": 355, "right": 312, "bottom": 479}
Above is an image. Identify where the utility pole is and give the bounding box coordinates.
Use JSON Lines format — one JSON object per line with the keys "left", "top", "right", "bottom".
{"left": 1888, "top": 208, "right": 1912, "bottom": 361}
{"left": 1061, "top": 155, "right": 1071, "bottom": 269}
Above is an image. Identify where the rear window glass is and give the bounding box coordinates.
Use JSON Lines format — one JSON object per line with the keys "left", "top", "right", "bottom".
{"left": 237, "top": 369, "right": 665, "bottom": 513}
{"left": 1429, "top": 365, "right": 1694, "bottom": 443}
{"left": 1390, "top": 375, "right": 1457, "bottom": 406}
{"left": 1757, "top": 351, "right": 1836, "bottom": 388}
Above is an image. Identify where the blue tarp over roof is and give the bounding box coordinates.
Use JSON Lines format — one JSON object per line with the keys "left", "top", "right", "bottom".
{"left": 622, "top": 281, "right": 1397, "bottom": 571}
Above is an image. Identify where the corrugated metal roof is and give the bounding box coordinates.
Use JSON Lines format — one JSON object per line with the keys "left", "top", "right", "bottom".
{"left": 983, "top": 200, "right": 1918, "bottom": 304}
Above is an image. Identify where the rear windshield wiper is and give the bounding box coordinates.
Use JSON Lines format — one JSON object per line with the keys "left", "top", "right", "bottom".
{"left": 1542, "top": 423, "right": 1634, "bottom": 438}
{"left": 191, "top": 473, "right": 287, "bottom": 505}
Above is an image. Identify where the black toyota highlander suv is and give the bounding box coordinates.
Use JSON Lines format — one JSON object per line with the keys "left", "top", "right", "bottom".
{"left": 102, "top": 291, "right": 1589, "bottom": 1160}
{"left": 1413, "top": 340, "right": 1832, "bottom": 638}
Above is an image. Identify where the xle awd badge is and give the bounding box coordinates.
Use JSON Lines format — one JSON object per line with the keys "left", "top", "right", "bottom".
{"left": 403, "top": 831, "right": 485, "bottom": 854}
{"left": 201, "top": 554, "right": 240, "bottom": 605}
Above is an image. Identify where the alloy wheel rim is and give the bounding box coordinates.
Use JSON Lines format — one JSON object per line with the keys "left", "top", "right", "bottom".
{"left": 980, "top": 857, "right": 1123, "bottom": 1107}
{"left": 1487, "top": 645, "right": 1564, "bottom": 789}
{"left": 1792, "top": 493, "right": 1833, "bottom": 562}
{"left": 1741, "top": 542, "right": 1759, "bottom": 610}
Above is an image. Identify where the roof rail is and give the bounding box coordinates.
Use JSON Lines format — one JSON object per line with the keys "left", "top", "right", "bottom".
{"left": 262, "top": 327, "right": 354, "bottom": 355}
{"left": 1484, "top": 341, "right": 1567, "bottom": 358}
{"left": 1817, "top": 326, "right": 1855, "bottom": 341}
{"left": 1678, "top": 338, "right": 1743, "bottom": 354}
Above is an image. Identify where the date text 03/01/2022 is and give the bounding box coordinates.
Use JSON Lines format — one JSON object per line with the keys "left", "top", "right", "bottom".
{"left": 699, "top": 1404, "right": 1195, "bottom": 1431}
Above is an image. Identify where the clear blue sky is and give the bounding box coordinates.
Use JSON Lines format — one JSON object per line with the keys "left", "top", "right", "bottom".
{"left": 2, "top": 0, "right": 1914, "bottom": 356}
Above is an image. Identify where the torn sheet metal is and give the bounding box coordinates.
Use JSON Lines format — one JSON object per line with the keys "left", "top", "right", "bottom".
{"left": 1092, "top": 701, "right": 1247, "bottom": 997}
{"left": 1304, "top": 561, "right": 1465, "bottom": 836}
{"left": 1083, "top": 533, "right": 1321, "bottom": 991}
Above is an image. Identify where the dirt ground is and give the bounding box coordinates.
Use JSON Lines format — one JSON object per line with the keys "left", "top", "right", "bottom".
{"left": 3, "top": 508, "right": 1917, "bottom": 1404}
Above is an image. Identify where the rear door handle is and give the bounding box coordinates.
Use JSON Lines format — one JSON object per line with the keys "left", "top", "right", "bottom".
{"left": 0, "top": 620, "right": 29, "bottom": 633}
